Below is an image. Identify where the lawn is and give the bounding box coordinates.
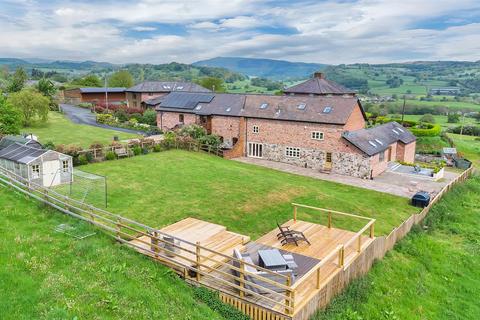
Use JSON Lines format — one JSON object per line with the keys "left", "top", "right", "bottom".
{"left": 449, "top": 133, "right": 480, "bottom": 167}
{"left": 77, "top": 150, "right": 417, "bottom": 238}
{"left": 315, "top": 175, "right": 480, "bottom": 320}
{"left": 0, "top": 188, "right": 223, "bottom": 320}
{"left": 24, "top": 111, "right": 141, "bottom": 147}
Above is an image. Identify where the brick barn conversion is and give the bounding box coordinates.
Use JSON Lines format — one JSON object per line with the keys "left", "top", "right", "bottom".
{"left": 147, "top": 73, "right": 416, "bottom": 179}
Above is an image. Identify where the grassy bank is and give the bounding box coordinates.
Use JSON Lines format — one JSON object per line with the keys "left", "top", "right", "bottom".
{"left": 24, "top": 112, "right": 140, "bottom": 147}
{"left": 314, "top": 175, "right": 480, "bottom": 320}
{"left": 449, "top": 133, "right": 480, "bottom": 167}
{"left": 0, "top": 188, "right": 222, "bottom": 319}
{"left": 77, "top": 150, "right": 416, "bottom": 238}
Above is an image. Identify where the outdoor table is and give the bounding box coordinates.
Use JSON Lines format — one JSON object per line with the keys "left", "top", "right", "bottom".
{"left": 258, "top": 249, "right": 287, "bottom": 271}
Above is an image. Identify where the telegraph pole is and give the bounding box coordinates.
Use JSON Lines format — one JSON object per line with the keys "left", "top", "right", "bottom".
{"left": 105, "top": 73, "right": 109, "bottom": 111}
{"left": 401, "top": 95, "right": 406, "bottom": 125}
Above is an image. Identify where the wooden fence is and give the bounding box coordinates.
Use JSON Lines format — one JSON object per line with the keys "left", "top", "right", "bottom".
{"left": 293, "top": 166, "right": 475, "bottom": 320}
{"left": 0, "top": 165, "right": 474, "bottom": 320}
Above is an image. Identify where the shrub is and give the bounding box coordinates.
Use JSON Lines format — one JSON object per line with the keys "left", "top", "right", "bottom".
{"left": 132, "top": 146, "right": 142, "bottom": 156}
{"left": 78, "top": 102, "right": 93, "bottom": 108}
{"left": 447, "top": 125, "right": 480, "bottom": 136}
{"left": 410, "top": 123, "right": 441, "bottom": 137}
{"left": 141, "top": 109, "right": 157, "bottom": 126}
{"left": 142, "top": 147, "right": 149, "bottom": 154}
{"left": 96, "top": 113, "right": 114, "bottom": 124}
{"left": 129, "top": 112, "right": 143, "bottom": 122}
{"left": 419, "top": 114, "right": 435, "bottom": 123}
{"left": 447, "top": 113, "right": 460, "bottom": 123}
{"left": 114, "top": 109, "right": 129, "bottom": 122}
{"left": 105, "top": 151, "right": 116, "bottom": 160}
{"left": 199, "top": 134, "right": 222, "bottom": 148}
{"left": 179, "top": 124, "right": 206, "bottom": 139}
{"left": 43, "top": 141, "right": 56, "bottom": 150}
{"left": 153, "top": 144, "right": 162, "bottom": 152}
{"left": 78, "top": 154, "right": 89, "bottom": 165}
{"left": 193, "top": 287, "right": 249, "bottom": 320}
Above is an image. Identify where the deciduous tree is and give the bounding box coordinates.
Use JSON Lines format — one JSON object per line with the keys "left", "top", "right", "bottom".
{"left": 7, "top": 67, "right": 28, "bottom": 92}
{"left": 0, "top": 95, "right": 22, "bottom": 134}
{"left": 108, "top": 70, "right": 134, "bottom": 88}
{"left": 8, "top": 89, "right": 50, "bottom": 126}
{"left": 197, "top": 77, "right": 226, "bottom": 92}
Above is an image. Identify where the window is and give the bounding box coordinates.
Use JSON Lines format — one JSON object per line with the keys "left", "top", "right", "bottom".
{"left": 379, "top": 151, "right": 385, "bottom": 162}
{"left": 311, "top": 131, "right": 324, "bottom": 140}
{"left": 285, "top": 147, "right": 300, "bottom": 158}
{"left": 252, "top": 125, "right": 259, "bottom": 133}
{"left": 297, "top": 103, "right": 306, "bottom": 110}
{"left": 179, "top": 114, "right": 184, "bottom": 123}
{"left": 326, "top": 152, "right": 332, "bottom": 163}
{"left": 260, "top": 103, "right": 268, "bottom": 109}
{"left": 62, "top": 160, "right": 69, "bottom": 172}
{"left": 148, "top": 92, "right": 153, "bottom": 96}
{"left": 322, "top": 106, "right": 333, "bottom": 113}
{"left": 32, "top": 164, "right": 40, "bottom": 179}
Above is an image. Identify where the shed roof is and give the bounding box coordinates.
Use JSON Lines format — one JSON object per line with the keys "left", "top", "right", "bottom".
{"left": 342, "top": 122, "right": 416, "bottom": 156}
{"left": 126, "top": 81, "right": 211, "bottom": 93}
{"left": 79, "top": 87, "right": 126, "bottom": 93}
{"left": 0, "top": 143, "right": 48, "bottom": 164}
{"left": 283, "top": 73, "right": 355, "bottom": 95}
{"left": 0, "top": 136, "right": 43, "bottom": 151}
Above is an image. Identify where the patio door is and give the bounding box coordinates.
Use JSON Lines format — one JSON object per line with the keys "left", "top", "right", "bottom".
{"left": 324, "top": 152, "right": 332, "bottom": 170}
{"left": 248, "top": 142, "right": 263, "bottom": 158}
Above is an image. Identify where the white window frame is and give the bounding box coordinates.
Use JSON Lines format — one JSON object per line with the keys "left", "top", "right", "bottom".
{"left": 31, "top": 164, "right": 40, "bottom": 179}
{"left": 252, "top": 125, "right": 259, "bottom": 133}
{"left": 62, "top": 160, "right": 69, "bottom": 173}
{"left": 311, "top": 131, "right": 324, "bottom": 140}
{"left": 285, "top": 147, "right": 301, "bottom": 158}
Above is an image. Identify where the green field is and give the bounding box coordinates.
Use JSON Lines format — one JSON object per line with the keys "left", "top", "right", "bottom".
{"left": 24, "top": 112, "right": 141, "bottom": 147}
{"left": 0, "top": 188, "right": 222, "bottom": 320}
{"left": 449, "top": 133, "right": 480, "bottom": 167}
{"left": 76, "top": 150, "right": 416, "bottom": 238}
{"left": 386, "top": 99, "right": 480, "bottom": 112}
{"left": 389, "top": 114, "right": 478, "bottom": 129}
{"left": 314, "top": 175, "right": 480, "bottom": 320}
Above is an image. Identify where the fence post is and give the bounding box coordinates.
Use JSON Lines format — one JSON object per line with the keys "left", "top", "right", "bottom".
{"left": 116, "top": 217, "right": 121, "bottom": 241}
{"left": 357, "top": 235, "right": 362, "bottom": 252}
{"left": 196, "top": 241, "right": 201, "bottom": 282}
{"left": 338, "top": 246, "right": 344, "bottom": 267}
{"left": 285, "top": 276, "right": 292, "bottom": 314}
{"left": 239, "top": 261, "right": 245, "bottom": 298}
{"left": 328, "top": 212, "right": 332, "bottom": 229}
{"left": 293, "top": 205, "right": 297, "bottom": 222}
{"left": 316, "top": 267, "right": 321, "bottom": 289}
{"left": 153, "top": 231, "right": 159, "bottom": 258}
{"left": 369, "top": 222, "right": 375, "bottom": 238}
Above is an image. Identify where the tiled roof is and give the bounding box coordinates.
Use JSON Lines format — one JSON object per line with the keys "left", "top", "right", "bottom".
{"left": 79, "top": 87, "right": 126, "bottom": 93}
{"left": 0, "top": 136, "right": 42, "bottom": 151}
{"left": 283, "top": 72, "right": 355, "bottom": 95}
{"left": 342, "top": 122, "right": 416, "bottom": 156}
{"left": 155, "top": 92, "right": 215, "bottom": 109}
{"left": 126, "top": 81, "right": 211, "bottom": 93}
{"left": 155, "top": 91, "right": 364, "bottom": 125}
{"left": 0, "top": 143, "right": 48, "bottom": 164}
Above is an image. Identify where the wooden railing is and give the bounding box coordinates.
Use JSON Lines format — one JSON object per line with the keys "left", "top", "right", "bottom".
{"left": 0, "top": 166, "right": 293, "bottom": 315}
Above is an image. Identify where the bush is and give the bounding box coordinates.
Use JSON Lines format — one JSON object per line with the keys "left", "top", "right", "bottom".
{"left": 193, "top": 287, "right": 249, "bottom": 320}
{"left": 129, "top": 112, "right": 143, "bottom": 122}
{"left": 447, "top": 113, "right": 460, "bottom": 123}
{"left": 179, "top": 124, "right": 206, "bottom": 139}
{"left": 419, "top": 114, "right": 435, "bottom": 123}
{"left": 153, "top": 144, "right": 162, "bottom": 152}
{"left": 447, "top": 125, "right": 480, "bottom": 136}
{"left": 78, "top": 154, "right": 89, "bottom": 165}
{"left": 410, "top": 123, "right": 441, "bottom": 137}
{"left": 96, "top": 113, "right": 114, "bottom": 124}
{"left": 43, "top": 141, "right": 55, "bottom": 150}
{"left": 199, "top": 134, "right": 222, "bottom": 148}
{"left": 78, "top": 102, "right": 93, "bottom": 109}
{"left": 141, "top": 109, "right": 157, "bottom": 126}
{"left": 105, "top": 151, "right": 116, "bottom": 160}
{"left": 132, "top": 145, "right": 142, "bottom": 156}
{"left": 114, "top": 109, "right": 129, "bottom": 122}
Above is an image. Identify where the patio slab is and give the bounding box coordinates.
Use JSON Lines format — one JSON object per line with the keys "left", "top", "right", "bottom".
{"left": 234, "top": 157, "right": 459, "bottom": 198}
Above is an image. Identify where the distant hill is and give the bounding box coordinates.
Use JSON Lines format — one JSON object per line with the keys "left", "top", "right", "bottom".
{"left": 0, "top": 58, "right": 116, "bottom": 71}
{"left": 193, "top": 57, "right": 327, "bottom": 80}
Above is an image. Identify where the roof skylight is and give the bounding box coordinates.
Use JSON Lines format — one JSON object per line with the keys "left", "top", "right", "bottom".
{"left": 195, "top": 105, "right": 202, "bottom": 110}
{"left": 368, "top": 141, "right": 377, "bottom": 148}
{"left": 260, "top": 103, "right": 268, "bottom": 109}
{"left": 297, "top": 103, "right": 306, "bottom": 110}
{"left": 225, "top": 107, "right": 231, "bottom": 112}
{"left": 176, "top": 86, "right": 184, "bottom": 90}
{"left": 392, "top": 128, "right": 400, "bottom": 135}
{"left": 323, "top": 106, "right": 333, "bottom": 113}
{"left": 374, "top": 138, "right": 383, "bottom": 145}
{"left": 397, "top": 127, "right": 404, "bottom": 132}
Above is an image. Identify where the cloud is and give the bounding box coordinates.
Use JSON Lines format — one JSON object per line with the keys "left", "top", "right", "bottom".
{"left": 0, "top": 0, "right": 479, "bottom": 64}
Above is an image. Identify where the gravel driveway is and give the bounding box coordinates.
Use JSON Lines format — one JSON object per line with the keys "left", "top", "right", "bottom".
{"left": 60, "top": 104, "right": 145, "bottom": 135}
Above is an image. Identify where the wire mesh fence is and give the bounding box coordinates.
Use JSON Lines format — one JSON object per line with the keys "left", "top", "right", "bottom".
{"left": 52, "top": 168, "right": 107, "bottom": 207}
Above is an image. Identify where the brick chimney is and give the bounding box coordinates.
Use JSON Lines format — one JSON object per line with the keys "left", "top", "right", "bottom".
{"left": 313, "top": 72, "right": 325, "bottom": 79}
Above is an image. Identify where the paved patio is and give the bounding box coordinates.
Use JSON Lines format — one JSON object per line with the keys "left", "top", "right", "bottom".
{"left": 234, "top": 157, "right": 459, "bottom": 198}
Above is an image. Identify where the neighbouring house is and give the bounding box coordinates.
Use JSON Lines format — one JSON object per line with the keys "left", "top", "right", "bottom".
{"left": 63, "top": 87, "right": 126, "bottom": 105}
{"left": 125, "top": 81, "right": 211, "bottom": 109}
{"left": 429, "top": 87, "right": 460, "bottom": 95}
{"left": 0, "top": 137, "right": 73, "bottom": 187}
{"left": 150, "top": 75, "right": 416, "bottom": 178}
{"left": 282, "top": 72, "right": 356, "bottom": 96}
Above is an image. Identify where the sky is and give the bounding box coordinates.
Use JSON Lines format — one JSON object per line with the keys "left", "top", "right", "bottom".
{"left": 1, "top": 0, "right": 480, "bottom": 65}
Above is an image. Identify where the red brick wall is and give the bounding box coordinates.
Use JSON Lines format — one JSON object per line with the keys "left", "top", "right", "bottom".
{"left": 157, "top": 111, "right": 197, "bottom": 131}
{"left": 211, "top": 116, "right": 241, "bottom": 141}
{"left": 126, "top": 92, "right": 167, "bottom": 108}
{"left": 396, "top": 141, "right": 416, "bottom": 163}
{"left": 224, "top": 117, "right": 246, "bottom": 159}
{"left": 81, "top": 92, "right": 126, "bottom": 103}
{"left": 245, "top": 118, "right": 361, "bottom": 154}
{"left": 344, "top": 104, "right": 366, "bottom": 131}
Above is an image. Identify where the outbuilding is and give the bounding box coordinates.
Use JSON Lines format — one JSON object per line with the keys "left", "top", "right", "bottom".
{"left": 0, "top": 142, "right": 73, "bottom": 187}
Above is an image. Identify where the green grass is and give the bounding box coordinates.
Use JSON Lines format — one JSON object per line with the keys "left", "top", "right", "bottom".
{"left": 386, "top": 99, "right": 480, "bottom": 111}
{"left": 389, "top": 114, "right": 478, "bottom": 130}
{"left": 449, "top": 133, "right": 480, "bottom": 167}
{"left": 415, "top": 136, "right": 450, "bottom": 154}
{"left": 77, "top": 150, "right": 417, "bottom": 238}
{"left": 24, "top": 112, "right": 141, "bottom": 147}
{"left": 314, "top": 175, "right": 480, "bottom": 320}
{"left": 0, "top": 187, "right": 223, "bottom": 320}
